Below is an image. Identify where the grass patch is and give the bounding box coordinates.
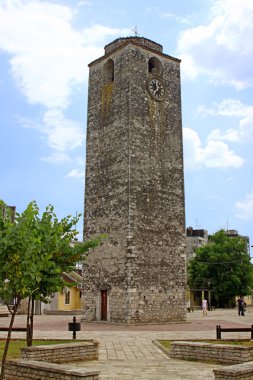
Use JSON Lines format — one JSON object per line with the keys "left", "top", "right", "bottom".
{"left": 158, "top": 340, "right": 172, "bottom": 349}
{"left": 158, "top": 339, "right": 253, "bottom": 351}
{"left": 0, "top": 340, "right": 83, "bottom": 360}
{"left": 201, "top": 340, "right": 253, "bottom": 346}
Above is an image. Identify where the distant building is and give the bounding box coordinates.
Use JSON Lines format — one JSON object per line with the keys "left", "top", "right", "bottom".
{"left": 225, "top": 229, "right": 250, "bottom": 255}
{"left": 186, "top": 227, "right": 208, "bottom": 266}
{"left": 0, "top": 203, "right": 16, "bottom": 306}
{"left": 18, "top": 240, "right": 83, "bottom": 315}
{"left": 43, "top": 271, "right": 82, "bottom": 315}
{"left": 186, "top": 227, "right": 251, "bottom": 309}
{"left": 186, "top": 228, "right": 250, "bottom": 264}
{"left": 186, "top": 227, "right": 209, "bottom": 309}
{"left": 0, "top": 203, "right": 16, "bottom": 222}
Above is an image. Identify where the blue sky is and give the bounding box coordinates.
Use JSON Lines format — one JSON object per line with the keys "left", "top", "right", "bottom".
{"left": 0, "top": 0, "right": 252, "bottom": 255}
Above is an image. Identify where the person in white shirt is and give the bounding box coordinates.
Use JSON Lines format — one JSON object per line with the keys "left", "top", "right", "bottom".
{"left": 202, "top": 298, "right": 208, "bottom": 316}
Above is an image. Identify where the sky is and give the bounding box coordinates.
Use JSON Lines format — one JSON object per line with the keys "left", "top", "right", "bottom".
{"left": 0, "top": 0, "right": 252, "bottom": 255}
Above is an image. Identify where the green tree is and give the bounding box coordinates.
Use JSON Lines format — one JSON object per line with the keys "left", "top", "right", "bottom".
{"left": 0, "top": 200, "right": 102, "bottom": 379}
{"left": 24, "top": 203, "right": 102, "bottom": 346}
{"left": 188, "top": 230, "right": 253, "bottom": 307}
{"left": 26, "top": 234, "right": 100, "bottom": 346}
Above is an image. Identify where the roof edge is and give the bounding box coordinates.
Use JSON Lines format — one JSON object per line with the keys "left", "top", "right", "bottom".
{"left": 88, "top": 40, "right": 181, "bottom": 68}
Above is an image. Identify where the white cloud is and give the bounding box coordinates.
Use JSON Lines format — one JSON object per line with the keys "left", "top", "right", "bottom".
{"left": 178, "top": 0, "right": 253, "bottom": 89}
{"left": 207, "top": 128, "right": 240, "bottom": 143}
{"left": 0, "top": 1, "right": 129, "bottom": 109}
{"left": 183, "top": 127, "right": 244, "bottom": 170}
{"left": 42, "top": 109, "right": 84, "bottom": 152}
{"left": 81, "top": 24, "right": 130, "bottom": 44}
{"left": 236, "top": 189, "right": 253, "bottom": 220}
{"left": 177, "top": 53, "right": 200, "bottom": 80}
{"left": 20, "top": 109, "right": 84, "bottom": 154}
{"left": 161, "top": 11, "right": 190, "bottom": 25}
{"left": 202, "top": 140, "right": 244, "bottom": 168}
{"left": 67, "top": 169, "right": 84, "bottom": 178}
{"left": 183, "top": 128, "right": 203, "bottom": 170}
{"left": 77, "top": 1, "right": 91, "bottom": 6}
{"left": 198, "top": 99, "right": 251, "bottom": 118}
{"left": 42, "top": 152, "right": 71, "bottom": 163}
{"left": 0, "top": 1, "right": 85, "bottom": 108}
{"left": 198, "top": 99, "right": 253, "bottom": 142}
{"left": 146, "top": 6, "right": 191, "bottom": 24}
{"left": 0, "top": 1, "right": 130, "bottom": 166}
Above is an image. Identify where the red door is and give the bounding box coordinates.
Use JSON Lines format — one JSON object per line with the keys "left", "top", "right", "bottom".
{"left": 101, "top": 290, "right": 107, "bottom": 321}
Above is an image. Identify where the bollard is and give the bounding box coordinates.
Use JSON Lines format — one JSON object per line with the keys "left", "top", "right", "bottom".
{"left": 68, "top": 316, "right": 81, "bottom": 339}
{"left": 216, "top": 325, "right": 221, "bottom": 339}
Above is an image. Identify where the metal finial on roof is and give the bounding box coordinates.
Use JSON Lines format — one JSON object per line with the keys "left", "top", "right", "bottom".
{"left": 132, "top": 26, "right": 139, "bottom": 37}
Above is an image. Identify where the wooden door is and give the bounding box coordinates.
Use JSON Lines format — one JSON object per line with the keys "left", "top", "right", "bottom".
{"left": 101, "top": 290, "right": 107, "bottom": 321}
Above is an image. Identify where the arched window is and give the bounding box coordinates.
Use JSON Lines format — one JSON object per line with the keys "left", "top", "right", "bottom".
{"left": 103, "top": 59, "right": 114, "bottom": 83}
{"left": 148, "top": 57, "right": 162, "bottom": 76}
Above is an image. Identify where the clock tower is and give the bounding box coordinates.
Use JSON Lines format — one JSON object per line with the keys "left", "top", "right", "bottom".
{"left": 83, "top": 37, "right": 186, "bottom": 323}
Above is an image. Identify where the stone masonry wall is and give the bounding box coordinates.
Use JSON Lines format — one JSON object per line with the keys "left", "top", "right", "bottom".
{"left": 21, "top": 341, "right": 98, "bottom": 363}
{"left": 170, "top": 341, "right": 253, "bottom": 364}
{"left": 4, "top": 359, "right": 99, "bottom": 380}
{"left": 214, "top": 362, "right": 253, "bottom": 380}
{"left": 83, "top": 37, "right": 186, "bottom": 323}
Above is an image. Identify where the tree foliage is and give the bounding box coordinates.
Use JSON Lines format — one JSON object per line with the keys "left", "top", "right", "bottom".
{"left": 188, "top": 230, "right": 253, "bottom": 306}
{"left": 0, "top": 200, "right": 102, "bottom": 378}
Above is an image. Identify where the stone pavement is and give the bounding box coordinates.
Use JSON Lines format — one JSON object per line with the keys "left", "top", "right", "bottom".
{"left": 1, "top": 308, "right": 253, "bottom": 379}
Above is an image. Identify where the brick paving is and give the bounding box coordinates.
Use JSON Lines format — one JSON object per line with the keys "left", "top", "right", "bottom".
{"left": 0, "top": 308, "right": 252, "bottom": 379}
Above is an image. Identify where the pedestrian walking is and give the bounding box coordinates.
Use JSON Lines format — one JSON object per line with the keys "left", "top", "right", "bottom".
{"left": 202, "top": 298, "right": 208, "bottom": 317}
{"left": 237, "top": 296, "right": 245, "bottom": 316}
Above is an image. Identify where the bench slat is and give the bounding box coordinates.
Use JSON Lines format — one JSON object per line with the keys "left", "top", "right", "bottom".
{"left": 0, "top": 327, "right": 27, "bottom": 331}
{"left": 220, "top": 328, "right": 252, "bottom": 332}
{"left": 216, "top": 325, "right": 253, "bottom": 339}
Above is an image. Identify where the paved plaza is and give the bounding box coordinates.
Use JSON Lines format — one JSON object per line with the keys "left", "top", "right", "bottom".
{"left": 1, "top": 308, "right": 253, "bottom": 379}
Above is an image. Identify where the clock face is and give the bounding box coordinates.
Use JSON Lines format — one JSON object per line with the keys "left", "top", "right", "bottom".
{"left": 148, "top": 78, "right": 165, "bottom": 100}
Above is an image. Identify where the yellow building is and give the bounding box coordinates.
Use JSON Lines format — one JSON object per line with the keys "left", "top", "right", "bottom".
{"left": 58, "top": 272, "right": 82, "bottom": 311}
{"left": 43, "top": 271, "right": 82, "bottom": 314}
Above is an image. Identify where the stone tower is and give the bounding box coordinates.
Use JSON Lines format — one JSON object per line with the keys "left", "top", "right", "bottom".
{"left": 83, "top": 36, "right": 186, "bottom": 323}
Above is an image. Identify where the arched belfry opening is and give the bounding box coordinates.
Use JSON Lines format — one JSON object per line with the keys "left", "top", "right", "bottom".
{"left": 148, "top": 57, "right": 162, "bottom": 76}
{"left": 103, "top": 59, "right": 114, "bottom": 82}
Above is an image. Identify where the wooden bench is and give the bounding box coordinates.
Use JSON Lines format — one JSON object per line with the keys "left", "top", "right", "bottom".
{"left": 5, "top": 359, "right": 99, "bottom": 380}
{"left": 0, "top": 327, "right": 27, "bottom": 332}
{"left": 0, "top": 312, "right": 9, "bottom": 317}
{"left": 216, "top": 325, "right": 253, "bottom": 339}
{"left": 214, "top": 361, "right": 253, "bottom": 379}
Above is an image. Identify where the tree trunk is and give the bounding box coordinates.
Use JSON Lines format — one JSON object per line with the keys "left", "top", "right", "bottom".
{"left": 26, "top": 296, "right": 34, "bottom": 347}
{"left": 26, "top": 296, "right": 31, "bottom": 346}
{"left": 0, "top": 299, "right": 20, "bottom": 380}
{"left": 29, "top": 298, "right": 34, "bottom": 346}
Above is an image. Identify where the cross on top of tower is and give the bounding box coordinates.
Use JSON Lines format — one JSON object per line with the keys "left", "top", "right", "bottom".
{"left": 132, "top": 26, "right": 139, "bottom": 37}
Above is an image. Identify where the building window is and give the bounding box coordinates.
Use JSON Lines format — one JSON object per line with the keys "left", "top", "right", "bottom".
{"left": 103, "top": 59, "right": 114, "bottom": 83}
{"left": 65, "top": 290, "right": 70, "bottom": 305}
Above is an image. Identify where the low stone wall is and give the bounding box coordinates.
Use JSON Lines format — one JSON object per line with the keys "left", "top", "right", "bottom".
{"left": 214, "top": 361, "right": 253, "bottom": 379}
{"left": 4, "top": 359, "right": 99, "bottom": 380}
{"left": 170, "top": 341, "right": 253, "bottom": 364}
{"left": 21, "top": 341, "right": 98, "bottom": 363}
{"left": 44, "top": 309, "right": 83, "bottom": 315}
